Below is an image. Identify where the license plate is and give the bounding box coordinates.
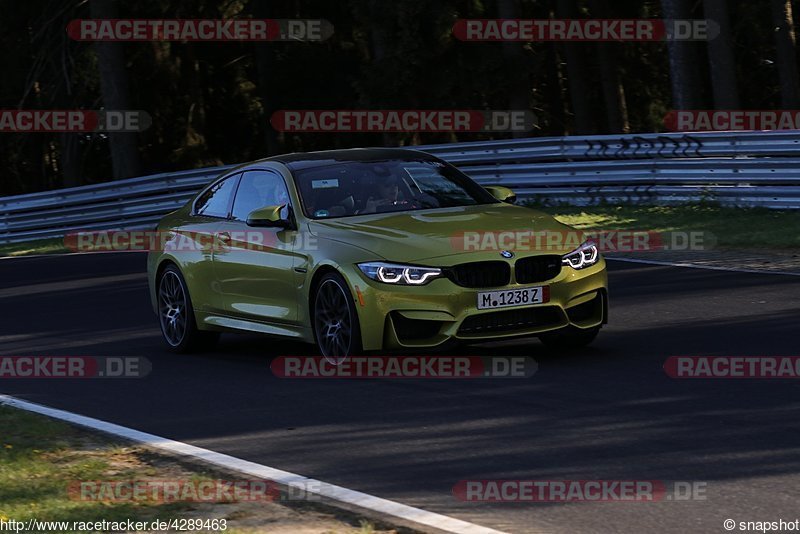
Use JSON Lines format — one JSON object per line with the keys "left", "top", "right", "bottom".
{"left": 477, "top": 286, "right": 548, "bottom": 310}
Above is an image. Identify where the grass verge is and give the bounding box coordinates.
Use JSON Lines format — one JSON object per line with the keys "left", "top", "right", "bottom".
{"left": 4, "top": 205, "right": 796, "bottom": 257}
{"left": 0, "top": 404, "right": 405, "bottom": 533}
{"left": 537, "top": 204, "right": 800, "bottom": 250}
{"left": 0, "top": 238, "right": 69, "bottom": 257}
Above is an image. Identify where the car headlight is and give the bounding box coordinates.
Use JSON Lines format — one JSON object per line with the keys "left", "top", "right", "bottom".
{"left": 357, "top": 262, "right": 442, "bottom": 285}
{"left": 562, "top": 241, "right": 599, "bottom": 270}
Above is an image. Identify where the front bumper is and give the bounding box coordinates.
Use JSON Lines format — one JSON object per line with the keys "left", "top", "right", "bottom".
{"left": 345, "top": 258, "right": 608, "bottom": 351}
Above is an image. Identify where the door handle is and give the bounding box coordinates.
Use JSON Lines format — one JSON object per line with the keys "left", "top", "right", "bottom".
{"left": 217, "top": 232, "right": 231, "bottom": 242}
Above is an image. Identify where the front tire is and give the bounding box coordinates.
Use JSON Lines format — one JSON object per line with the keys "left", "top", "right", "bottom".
{"left": 312, "top": 272, "right": 362, "bottom": 363}
{"left": 539, "top": 326, "right": 600, "bottom": 350}
{"left": 157, "top": 264, "right": 219, "bottom": 353}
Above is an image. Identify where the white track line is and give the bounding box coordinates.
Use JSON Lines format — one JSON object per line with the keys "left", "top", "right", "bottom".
{"left": 0, "top": 254, "right": 76, "bottom": 261}
{"left": 0, "top": 251, "right": 135, "bottom": 260}
{"left": 606, "top": 257, "right": 800, "bottom": 277}
{"left": 0, "top": 394, "right": 507, "bottom": 534}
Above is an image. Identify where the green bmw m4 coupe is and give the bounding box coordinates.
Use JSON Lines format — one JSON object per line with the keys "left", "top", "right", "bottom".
{"left": 147, "top": 148, "right": 608, "bottom": 359}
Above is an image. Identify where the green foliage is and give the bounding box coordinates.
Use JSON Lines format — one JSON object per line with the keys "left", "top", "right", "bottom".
{"left": 0, "top": 0, "right": 793, "bottom": 195}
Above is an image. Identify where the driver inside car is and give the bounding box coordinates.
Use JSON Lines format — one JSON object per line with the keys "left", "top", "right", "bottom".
{"left": 358, "top": 177, "right": 406, "bottom": 214}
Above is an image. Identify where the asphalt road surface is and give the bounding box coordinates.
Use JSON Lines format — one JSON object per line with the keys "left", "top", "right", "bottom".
{"left": 2, "top": 253, "right": 799, "bottom": 534}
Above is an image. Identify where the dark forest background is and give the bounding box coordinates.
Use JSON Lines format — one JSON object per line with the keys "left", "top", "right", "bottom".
{"left": 1, "top": 0, "right": 799, "bottom": 196}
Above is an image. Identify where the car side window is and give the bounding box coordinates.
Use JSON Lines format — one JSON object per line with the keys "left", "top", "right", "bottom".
{"left": 195, "top": 174, "right": 240, "bottom": 218}
{"left": 231, "top": 170, "right": 291, "bottom": 222}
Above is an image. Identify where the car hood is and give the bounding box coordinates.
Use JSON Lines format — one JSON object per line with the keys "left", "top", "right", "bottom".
{"left": 306, "top": 203, "right": 580, "bottom": 263}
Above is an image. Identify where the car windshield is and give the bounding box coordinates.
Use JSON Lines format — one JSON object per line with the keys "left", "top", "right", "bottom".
{"left": 292, "top": 159, "right": 498, "bottom": 219}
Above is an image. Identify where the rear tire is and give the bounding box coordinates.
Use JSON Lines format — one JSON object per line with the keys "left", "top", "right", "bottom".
{"left": 312, "top": 272, "right": 362, "bottom": 363}
{"left": 539, "top": 326, "right": 600, "bottom": 351}
{"left": 157, "top": 264, "right": 219, "bottom": 353}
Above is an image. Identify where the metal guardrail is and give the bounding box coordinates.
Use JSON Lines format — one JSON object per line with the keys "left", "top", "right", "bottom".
{"left": 2, "top": 130, "right": 800, "bottom": 243}
{"left": 0, "top": 166, "right": 233, "bottom": 243}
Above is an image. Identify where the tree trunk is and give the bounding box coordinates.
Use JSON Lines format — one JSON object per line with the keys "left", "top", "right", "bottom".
{"left": 545, "top": 43, "right": 568, "bottom": 135}
{"left": 498, "top": 0, "right": 530, "bottom": 138}
{"left": 661, "top": 0, "right": 703, "bottom": 110}
{"left": 556, "top": 0, "right": 594, "bottom": 134}
{"left": 771, "top": 0, "right": 800, "bottom": 108}
{"left": 253, "top": 47, "right": 281, "bottom": 155}
{"left": 59, "top": 133, "right": 81, "bottom": 188}
{"left": 366, "top": 0, "right": 399, "bottom": 147}
{"left": 250, "top": 1, "right": 282, "bottom": 156}
{"left": 703, "top": 0, "right": 740, "bottom": 109}
{"left": 589, "top": 0, "right": 630, "bottom": 132}
{"left": 90, "top": 0, "right": 141, "bottom": 180}
{"left": 52, "top": 36, "right": 82, "bottom": 187}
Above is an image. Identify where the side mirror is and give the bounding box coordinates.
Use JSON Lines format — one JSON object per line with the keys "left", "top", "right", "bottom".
{"left": 246, "top": 205, "right": 294, "bottom": 229}
{"left": 484, "top": 185, "right": 517, "bottom": 204}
